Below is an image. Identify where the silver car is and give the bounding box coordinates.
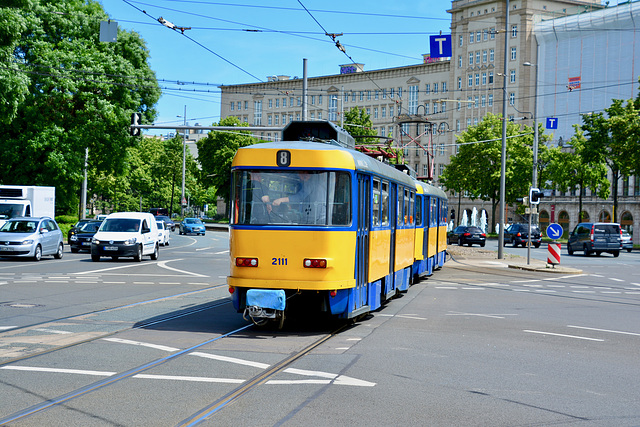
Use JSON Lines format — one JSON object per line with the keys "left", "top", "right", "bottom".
{"left": 0, "top": 217, "right": 64, "bottom": 261}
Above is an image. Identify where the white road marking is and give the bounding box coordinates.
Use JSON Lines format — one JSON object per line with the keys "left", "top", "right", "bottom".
{"left": 190, "top": 352, "right": 270, "bottom": 369}
{"left": 447, "top": 312, "right": 517, "bottom": 319}
{"left": 567, "top": 325, "right": 640, "bottom": 337}
{"left": 157, "top": 260, "right": 208, "bottom": 277}
{"left": 134, "top": 374, "right": 243, "bottom": 384}
{"left": 102, "top": 338, "right": 179, "bottom": 352}
{"left": 523, "top": 330, "right": 604, "bottom": 341}
{"left": 214, "top": 250, "right": 229, "bottom": 255}
{"left": 1, "top": 366, "right": 114, "bottom": 376}
{"left": 608, "top": 278, "right": 624, "bottom": 282}
{"left": 34, "top": 329, "right": 72, "bottom": 335}
{"left": 0, "top": 326, "right": 17, "bottom": 331}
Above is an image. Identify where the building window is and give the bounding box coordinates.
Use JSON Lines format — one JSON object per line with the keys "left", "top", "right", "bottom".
{"left": 457, "top": 101, "right": 461, "bottom": 111}
{"left": 469, "top": 32, "right": 474, "bottom": 44}
{"left": 481, "top": 95, "right": 486, "bottom": 107}
{"left": 458, "top": 55, "right": 463, "bottom": 67}
{"left": 297, "top": 97, "right": 301, "bottom": 106}
{"left": 244, "top": 101, "right": 249, "bottom": 110}
{"left": 382, "top": 106, "right": 386, "bottom": 118}
{"left": 490, "top": 28, "right": 496, "bottom": 39}
{"left": 511, "top": 47, "right": 517, "bottom": 60}
{"left": 468, "top": 74, "right": 473, "bottom": 87}
{"left": 374, "top": 107, "right": 379, "bottom": 119}
{"left": 318, "top": 95, "right": 322, "bottom": 105}
{"left": 433, "top": 103, "right": 439, "bottom": 114}
{"left": 367, "top": 90, "right": 371, "bottom": 100}
{"left": 408, "top": 85, "right": 419, "bottom": 114}
{"left": 275, "top": 98, "right": 279, "bottom": 108}
{"left": 343, "top": 93, "right": 348, "bottom": 103}
{"left": 457, "top": 77, "right": 462, "bottom": 89}
{"left": 328, "top": 96, "right": 338, "bottom": 121}
{"left": 488, "top": 94, "right": 493, "bottom": 106}
{"left": 459, "top": 35, "right": 463, "bottom": 47}
{"left": 475, "top": 74, "right": 480, "bottom": 86}
{"left": 230, "top": 102, "right": 234, "bottom": 111}
{"left": 456, "top": 119, "right": 460, "bottom": 132}
{"left": 318, "top": 112, "right": 322, "bottom": 120}
{"left": 482, "top": 50, "right": 487, "bottom": 63}
{"left": 290, "top": 97, "right": 294, "bottom": 107}
{"left": 390, "top": 88, "right": 394, "bottom": 99}
{"left": 511, "top": 25, "right": 518, "bottom": 37}
{"left": 282, "top": 98, "right": 286, "bottom": 107}
{"left": 268, "top": 99, "right": 273, "bottom": 108}
{"left": 509, "top": 92, "right": 515, "bottom": 105}
{"left": 375, "top": 90, "right": 379, "bottom": 100}
{"left": 382, "top": 89, "right": 387, "bottom": 99}
{"left": 474, "top": 96, "right": 479, "bottom": 108}
{"left": 467, "top": 96, "right": 472, "bottom": 109}
{"left": 424, "top": 103, "right": 430, "bottom": 114}
{"left": 482, "top": 72, "right": 487, "bottom": 85}
{"left": 510, "top": 70, "right": 516, "bottom": 83}
{"left": 398, "top": 87, "right": 402, "bottom": 98}
{"left": 425, "top": 83, "right": 430, "bottom": 94}
{"left": 474, "top": 118, "right": 478, "bottom": 126}
{"left": 274, "top": 114, "right": 279, "bottom": 125}
{"left": 483, "top": 29, "right": 488, "bottom": 41}
{"left": 267, "top": 115, "right": 272, "bottom": 126}
{"left": 490, "top": 49, "right": 494, "bottom": 62}
{"left": 467, "top": 118, "right": 471, "bottom": 128}
{"left": 489, "top": 71, "right": 494, "bottom": 84}
{"left": 359, "top": 91, "right": 364, "bottom": 101}
{"left": 476, "top": 51, "right": 480, "bottom": 64}
{"left": 476, "top": 31, "right": 481, "bottom": 42}
{"left": 469, "top": 52, "right": 473, "bottom": 65}
{"left": 433, "top": 83, "right": 438, "bottom": 94}
{"left": 389, "top": 106, "right": 394, "bottom": 117}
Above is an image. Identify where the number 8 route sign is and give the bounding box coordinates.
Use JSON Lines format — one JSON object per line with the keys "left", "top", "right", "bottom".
{"left": 546, "top": 223, "right": 563, "bottom": 240}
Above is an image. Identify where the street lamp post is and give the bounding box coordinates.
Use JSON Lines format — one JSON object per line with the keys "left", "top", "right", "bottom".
{"left": 525, "top": 52, "right": 539, "bottom": 266}
{"left": 178, "top": 106, "right": 187, "bottom": 217}
{"left": 498, "top": 0, "right": 510, "bottom": 259}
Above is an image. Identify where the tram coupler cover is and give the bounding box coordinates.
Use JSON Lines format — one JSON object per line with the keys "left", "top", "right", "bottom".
{"left": 246, "top": 289, "right": 286, "bottom": 311}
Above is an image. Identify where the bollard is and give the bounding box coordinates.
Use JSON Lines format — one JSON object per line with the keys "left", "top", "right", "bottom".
{"left": 547, "top": 243, "right": 561, "bottom": 266}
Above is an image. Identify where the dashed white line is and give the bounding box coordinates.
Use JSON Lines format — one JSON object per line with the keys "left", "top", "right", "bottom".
{"left": 523, "top": 330, "right": 604, "bottom": 341}
{"left": 567, "top": 325, "right": 640, "bottom": 337}
{"left": 103, "top": 338, "right": 179, "bottom": 352}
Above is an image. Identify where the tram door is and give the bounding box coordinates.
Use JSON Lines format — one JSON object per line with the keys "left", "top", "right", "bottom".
{"left": 387, "top": 183, "right": 397, "bottom": 294}
{"left": 355, "top": 174, "right": 371, "bottom": 309}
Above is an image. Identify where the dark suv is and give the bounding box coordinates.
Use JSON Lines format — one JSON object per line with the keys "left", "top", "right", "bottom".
{"left": 504, "top": 223, "right": 542, "bottom": 248}
{"left": 567, "top": 222, "right": 622, "bottom": 257}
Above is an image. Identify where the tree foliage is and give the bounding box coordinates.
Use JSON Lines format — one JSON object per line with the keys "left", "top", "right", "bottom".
{"left": 440, "top": 113, "right": 543, "bottom": 230}
{"left": 343, "top": 107, "right": 377, "bottom": 142}
{"left": 196, "top": 117, "right": 258, "bottom": 203}
{"left": 0, "top": 0, "right": 161, "bottom": 214}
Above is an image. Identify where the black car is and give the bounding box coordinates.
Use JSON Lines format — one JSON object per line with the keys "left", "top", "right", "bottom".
{"left": 69, "top": 220, "right": 102, "bottom": 253}
{"left": 504, "top": 223, "right": 542, "bottom": 248}
{"left": 155, "top": 215, "right": 176, "bottom": 232}
{"left": 67, "top": 219, "right": 99, "bottom": 243}
{"left": 447, "top": 225, "right": 486, "bottom": 247}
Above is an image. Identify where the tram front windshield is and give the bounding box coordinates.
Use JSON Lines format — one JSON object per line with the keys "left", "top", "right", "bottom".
{"left": 232, "top": 170, "right": 351, "bottom": 226}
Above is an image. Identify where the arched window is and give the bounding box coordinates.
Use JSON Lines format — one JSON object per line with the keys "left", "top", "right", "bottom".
{"left": 599, "top": 210, "right": 611, "bottom": 223}
{"left": 621, "top": 211, "right": 633, "bottom": 233}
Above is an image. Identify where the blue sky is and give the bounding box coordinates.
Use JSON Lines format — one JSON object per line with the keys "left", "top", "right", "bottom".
{"left": 98, "top": 0, "right": 452, "bottom": 134}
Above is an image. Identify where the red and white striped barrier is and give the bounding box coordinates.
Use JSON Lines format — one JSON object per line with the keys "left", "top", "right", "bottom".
{"left": 547, "top": 243, "right": 561, "bottom": 265}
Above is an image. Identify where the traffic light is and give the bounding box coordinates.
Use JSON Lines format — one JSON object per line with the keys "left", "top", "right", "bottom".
{"left": 529, "top": 187, "right": 544, "bottom": 204}
{"left": 130, "top": 112, "right": 141, "bottom": 136}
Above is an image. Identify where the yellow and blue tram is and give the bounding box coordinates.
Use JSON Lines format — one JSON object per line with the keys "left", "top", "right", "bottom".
{"left": 227, "top": 121, "right": 448, "bottom": 325}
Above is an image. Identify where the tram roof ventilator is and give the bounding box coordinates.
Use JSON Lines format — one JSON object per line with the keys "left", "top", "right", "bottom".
{"left": 282, "top": 121, "right": 355, "bottom": 150}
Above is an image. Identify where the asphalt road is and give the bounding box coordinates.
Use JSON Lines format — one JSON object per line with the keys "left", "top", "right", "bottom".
{"left": 0, "top": 232, "right": 639, "bottom": 426}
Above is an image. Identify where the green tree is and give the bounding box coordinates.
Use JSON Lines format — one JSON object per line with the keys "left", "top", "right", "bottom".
{"left": 343, "top": 107, "right": 377, "bottom": 142}
{"left": 580, "top": 99, "right": 639, "bottom": 222}
{"left": 196, "top": 117, "right": 258, "bottom": 203}
{"left": 439, "top": 113, "right": 537, "bottom": 231}
{"left": 545, "top": 126, "right": 610, "bottom": 221}
{"left": 0, "top": 0, "right": 161, "bottom": 214}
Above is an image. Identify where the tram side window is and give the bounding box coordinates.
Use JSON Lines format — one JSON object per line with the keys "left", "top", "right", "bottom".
{"left": 397, "top": 187, "right": 404, "bottom": 227}
{"left": 381, "top": 181, "right": 389, "bottom": 226}
{"left": 372, "top": 178, "right": 381, "bottom": 227}
{"left": 409, "top": 191, "right": 414, "bottom": 225}
{"left": 404, "top": 189, "right": 410, "bottom": 224}
{"left": 416, "top": 195, "right": 423, "bottom": 226}
{"left": 431, "top": 198, "right": 437, "bottom": 227}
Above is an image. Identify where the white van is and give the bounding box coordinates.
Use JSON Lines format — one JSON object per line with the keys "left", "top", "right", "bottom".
{"left": 91, "top": 212, "right": 159, "bottom": 262}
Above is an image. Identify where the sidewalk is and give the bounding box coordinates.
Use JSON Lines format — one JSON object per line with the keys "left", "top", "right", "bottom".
{"left": 447, "top": 246, "right": 583, "bottom": 274}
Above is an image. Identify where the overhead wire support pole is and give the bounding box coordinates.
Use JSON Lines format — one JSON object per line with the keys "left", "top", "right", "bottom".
{"left": 498, "top": 0, "right": 510, "bottom": 260}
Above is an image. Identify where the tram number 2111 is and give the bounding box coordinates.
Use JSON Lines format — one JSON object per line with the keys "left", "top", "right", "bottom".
{"left": 272, "top": 258, "right": 288, "bottom": 266}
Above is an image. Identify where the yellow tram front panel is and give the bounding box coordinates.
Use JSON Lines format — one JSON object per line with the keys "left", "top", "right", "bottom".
{"left": 228, "top": 229, "right": 356, "bottom": 290}
{"left": 232, "top": 145, "right": 356, "bottom": 170}
{"left": 368, "top": 229, "right": 391, "bottom": 282}
{"left": 394, "top": 227, "right": 415, "bottom": 270}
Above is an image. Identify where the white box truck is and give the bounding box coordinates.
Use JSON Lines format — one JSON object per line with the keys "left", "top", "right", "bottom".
{"left": 0, "top": 185, "right": 55, "bottom": 227}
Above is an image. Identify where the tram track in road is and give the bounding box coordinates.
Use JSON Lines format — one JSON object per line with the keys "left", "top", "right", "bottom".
{"left": 0, "top": 285, "right": 229, "bottom": 366}
{"left": 0, "top": 320, "right": 348, "bottom": 426}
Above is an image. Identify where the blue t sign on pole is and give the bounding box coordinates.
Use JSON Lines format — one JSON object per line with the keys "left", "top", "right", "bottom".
{"left": 546, "top": 223, "right": 563, "bottom": 240}
{"left": 430, "top": 35, "right": 452, "bottom": 58}
{"left": 546, "top": 117, "right": 558, "bottom": 129}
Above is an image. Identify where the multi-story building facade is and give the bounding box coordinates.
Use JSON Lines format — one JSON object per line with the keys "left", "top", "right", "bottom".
{"left": 219, "top": 0, "right": 640, "bottom": 241}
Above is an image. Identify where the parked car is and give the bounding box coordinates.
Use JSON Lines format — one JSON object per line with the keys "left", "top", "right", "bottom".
{"left": 621, "top": 230, "right": 633, "bottom": 252}
{"left": 504, "top": 223, "right": 542, "bottom": 248}
{"left": 69, "top": 220, "right": 102, "bottom": 253}
{"left": 567, "top": 222, "right": 622, "bottom": 257}
{"left": 155, "top": 215, "right": 175, "bottom": 232}
{"left": 0, "top": 217, "right": 64, "bottom": 261}
{"left": 447, "top": 225, "right": 486, "bottom": 247}
{"left": 179, "top": 217, "right": 206, "bottom": 235}
{"left": 156, "top": 220, "right": 170, "bottom": 246}
{"left": 91, "top": 212, "right": 159, "bottom": 262}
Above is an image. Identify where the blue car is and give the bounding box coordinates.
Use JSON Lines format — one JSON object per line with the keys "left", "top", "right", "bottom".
{"left": 179, "top": 218, "right": 206, "bottom": 235}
